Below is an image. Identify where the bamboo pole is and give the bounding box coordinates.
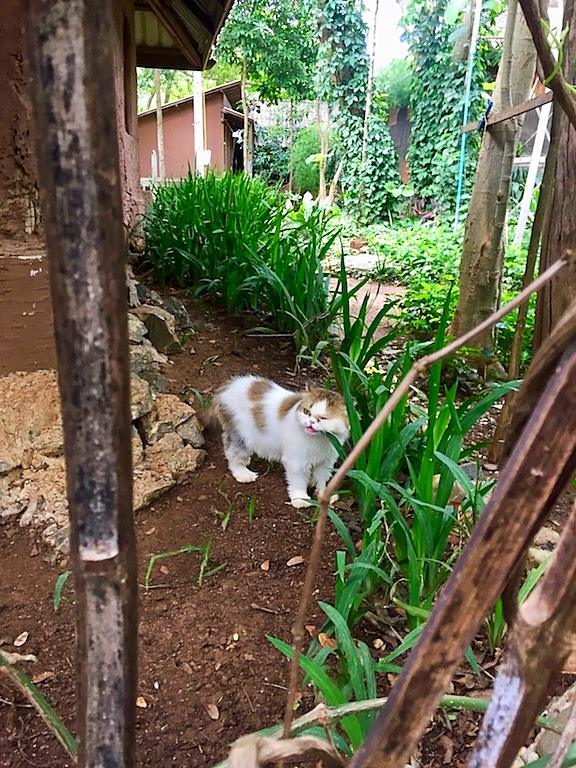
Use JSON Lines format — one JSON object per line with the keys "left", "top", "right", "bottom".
{"left": 23, "top": 1, "right": 138, "bottom": 765}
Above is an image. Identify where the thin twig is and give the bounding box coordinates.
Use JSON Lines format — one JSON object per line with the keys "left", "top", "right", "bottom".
{"left": 281, "top": 256, "right": 568, "bottom": 739}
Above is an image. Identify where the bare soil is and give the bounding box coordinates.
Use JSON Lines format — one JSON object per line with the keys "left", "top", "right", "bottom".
{"left": 0, "top": 293, "right": 350, "bottom": 768}
{"left": 1, "top": 286, "right": 573, "bottom": 768}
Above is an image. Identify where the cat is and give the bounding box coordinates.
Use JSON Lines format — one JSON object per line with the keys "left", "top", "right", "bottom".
{"left": 212, "top": 375, "right": 350, "bottom": 508}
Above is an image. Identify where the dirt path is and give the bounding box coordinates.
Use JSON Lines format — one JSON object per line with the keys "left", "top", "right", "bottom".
{"left": 0, "top": 296, "right": 348, "bottom": 768}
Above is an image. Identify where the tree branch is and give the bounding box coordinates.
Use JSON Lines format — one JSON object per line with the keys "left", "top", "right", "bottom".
{"left": 518, "top": 0, "right": 576, "bottom": 129}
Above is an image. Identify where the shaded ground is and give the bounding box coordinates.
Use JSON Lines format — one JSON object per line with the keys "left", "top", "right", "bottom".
{"left": 0, "top": 295, "right": 348, "bottom": 768}
{"left": 1, "top": 285, "right": 573, "bottom": 768}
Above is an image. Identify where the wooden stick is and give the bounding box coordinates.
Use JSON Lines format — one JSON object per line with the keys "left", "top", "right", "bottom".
{"left": 23, "top": 1, "right": 138, "bottom": 765}
{"left": 460, "top": 91, "right": 553, "bottom": 133}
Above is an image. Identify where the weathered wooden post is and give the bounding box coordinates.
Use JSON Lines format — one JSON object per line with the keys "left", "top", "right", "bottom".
{"left": 23, "top": 0, "right": 138, "bottom": 765}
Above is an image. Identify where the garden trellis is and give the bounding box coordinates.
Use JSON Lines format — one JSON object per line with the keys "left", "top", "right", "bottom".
{"left": 21, "top": 0, "right": 576, "bottom": 766}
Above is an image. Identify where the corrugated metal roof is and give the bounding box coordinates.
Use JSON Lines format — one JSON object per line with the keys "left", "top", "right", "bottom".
{"left": 134, "top": 0, "right": 234, "bottom": 70}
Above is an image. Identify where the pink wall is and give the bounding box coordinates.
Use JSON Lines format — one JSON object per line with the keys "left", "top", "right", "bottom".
{"left": 138, "top": 93, "right": 228, "bottom": 179}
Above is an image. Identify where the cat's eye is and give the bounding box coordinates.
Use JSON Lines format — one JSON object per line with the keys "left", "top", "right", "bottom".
{"left": 302, "top": 407, "right": 311, "bottom": 415}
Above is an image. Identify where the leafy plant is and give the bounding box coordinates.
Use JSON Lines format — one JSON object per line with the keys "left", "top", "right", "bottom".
{"left": 0, "top": 650, "right": 77, "bottom": 760}
{"left": 143, "top": 541, "right": 225, "bottom": 590}
{"left": 143, "top": 172, "right": 342, "bottom": 357}
{"left": 401, "top": 0, "right": 500, "bottom": 209}
{"left": 53, "top": 570, "right": 73, "bottom": 611}
{"left": 374, "top": 58, "right": 414, "bottom": 111}
{"left": 253, "top": 124, "right": 290, "bottom": 185}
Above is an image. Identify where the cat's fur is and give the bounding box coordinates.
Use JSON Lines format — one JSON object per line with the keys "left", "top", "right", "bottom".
{"left": 212, "top": 375, "right": 350, "bottom": 508}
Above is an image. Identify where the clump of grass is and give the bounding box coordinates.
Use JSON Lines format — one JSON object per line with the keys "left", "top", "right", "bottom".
{"left": 143, "top": 171, "right": 341, "bottom": 356}
{"left": 144, "top": 541, "right": 225, "bottom": 589}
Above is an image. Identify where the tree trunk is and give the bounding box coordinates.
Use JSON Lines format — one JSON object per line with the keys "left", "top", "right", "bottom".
{"left": 359, "top": 0, "right": 379, "bottom": 218}
{"left": 154, "top": 69, "right": 165, "bottom": 182}
{"left": 241, "top": 57, "right": 250, "bottom": 174}
{"left": 316, "top": 99, "right": 328, "bottom": 202}
{"left": 289, "top": 99, "right": 295, "bottom": 192}
{"left": 534, "top": 0, "right": 576, "bottom": 347}
{"left": 450, "top": 0, "right": 540, "bottom": 358}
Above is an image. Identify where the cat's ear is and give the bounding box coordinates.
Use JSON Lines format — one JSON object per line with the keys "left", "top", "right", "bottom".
{"left": 304, "top": 380, "right": 316, "bottom": 392}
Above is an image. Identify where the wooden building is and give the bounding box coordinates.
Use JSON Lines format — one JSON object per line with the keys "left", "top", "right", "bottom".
{"left": 138, "top": 81, "right": 253, "bottom": 179}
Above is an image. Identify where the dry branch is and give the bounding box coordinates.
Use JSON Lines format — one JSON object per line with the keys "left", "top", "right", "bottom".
{"left": 228, "top": 734, "right": 345, "bottom": 768}
{"left": 23, "top": 0, "right": 138, "bottom": 765}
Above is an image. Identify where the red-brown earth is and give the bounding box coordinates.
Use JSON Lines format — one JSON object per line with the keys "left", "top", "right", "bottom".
{"left": 1, "top": 285, "right": 573, "bottom": 768}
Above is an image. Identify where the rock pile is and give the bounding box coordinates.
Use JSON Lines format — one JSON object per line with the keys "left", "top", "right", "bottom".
{"left": 0, "top": 270, "right": 205, "bottom": 554}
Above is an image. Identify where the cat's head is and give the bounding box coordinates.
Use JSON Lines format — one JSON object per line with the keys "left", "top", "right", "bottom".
{"left": 296, "top": 387, "right": 350, "bottom": 443}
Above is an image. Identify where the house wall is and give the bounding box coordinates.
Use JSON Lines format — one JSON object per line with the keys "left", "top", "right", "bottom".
{"left": 0, "top": 0, "right": 142, "bottom": 375}
{"left": 138, "top": 93, "right": 228, "bottom": 179}
{"left": 113, "top": 0, "right": 145, "bottom": 228}
{"left": 0, "top": 0, "right": 40, "bottom": 238}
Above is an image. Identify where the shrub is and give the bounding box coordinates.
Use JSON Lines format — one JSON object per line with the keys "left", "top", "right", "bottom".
{"left": 253, "top": 125, "right": 290, "bottom": 185}
{"left": 293, "top": 126, "right": 322, "bottom": 195}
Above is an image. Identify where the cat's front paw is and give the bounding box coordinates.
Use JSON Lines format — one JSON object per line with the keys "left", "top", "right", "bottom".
{"left": 290, "top": 496, "right": 313, "bottom": 509}
{"left": 232, "top": 467, "right": 259, "bottom": 483}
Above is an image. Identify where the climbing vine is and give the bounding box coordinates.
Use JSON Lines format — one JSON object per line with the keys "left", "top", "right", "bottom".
{"left": 402, "top": 0, "right": 500, "bottom": 211}
{"left": 316, "top": 0, "right": 401, "bottom": 221}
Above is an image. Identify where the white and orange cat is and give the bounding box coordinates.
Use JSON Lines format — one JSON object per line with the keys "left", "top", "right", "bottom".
{"left": 213, "top": 375, "right": 350, "bottom": 508}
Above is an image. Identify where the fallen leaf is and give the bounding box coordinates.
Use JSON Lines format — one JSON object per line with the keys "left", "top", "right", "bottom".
{"left": 159, "top": 565, "right": 169, "bottom": 575}
{"left": 144, "top": 527, "right": 156, "bottom": 536}
{"left": 260, "top": 560, "right": 270, "bottom": 571}
{"left": 207, "top": 703, "right": 220, "bottom": 720}
{"left": 305, "top": 625, "right": 316, "bottom": 637}
{"left": 136, "top": 696, "right": 148, "bottom": 708}
{"left": 318, "top": 633, "right": 337, "bottom": 649}
{"left": 32, "top": 671, "right": 55, "bottom": 684}
{"left": 13, "top": 631, "right": 29, "bottom": 647}
{"left": 286, "top": 556, "right": 305, "bottom": 567}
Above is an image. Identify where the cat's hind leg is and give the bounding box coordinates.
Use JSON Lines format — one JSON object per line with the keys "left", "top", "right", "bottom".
{"left": 312, "top": 464, "right": 339, "bottom": 505}
{"left": 222, "top": 429, "right": 258, "bottom": 483}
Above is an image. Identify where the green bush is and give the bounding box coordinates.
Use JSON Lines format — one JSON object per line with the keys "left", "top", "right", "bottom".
{"left": 374, "top": 58, "right": 414, "bottom": 111}
{"left": 253, "top": 125, "right": 290, "bottom": 185}
{"left": 293, "top": 126, "right": 322, "bottom": 195}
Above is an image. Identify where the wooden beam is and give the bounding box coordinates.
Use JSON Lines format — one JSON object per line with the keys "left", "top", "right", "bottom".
{"left": 146, "top": 0, "right": 203, "bottom": 69}
{"left": 460, "top": 91, "right": 554, "bottom": 133}
{"left": 137, "top": 45, "right": 195, "bottom": 70}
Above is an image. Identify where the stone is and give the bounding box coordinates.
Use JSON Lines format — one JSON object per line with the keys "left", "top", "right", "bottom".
{"left": 136, "top": 283, "right": 163, "bottom": 307}
{"left": 162, "top": 296, "right": 192, "bottom": 329}
{"left": 132, "top": 426, "right": 144, "bottom": 467}
{"left": 133, "top": 305, "right": 183, "bottom": 354}
{"left": 128, "top": 312, "right": 149, "bottom": 344}
{"left": 133, "top": 433, "right": 205, "bottom": 510}
{"left": 0, "top": 370, "right": 62, "bottom": 473}
{"left": 138, "top": 370, "right": 169, "bottom": 394}
{"left": 130, "top": 375, "right": 154, "bottom": 420}
{"left": 176, "top": 417, "right": 205, "bottom": 448}
{"left": 129, "top": 345, "right": 167, "bottom": 376}
{"left": 532, "top": 682, "right": 576, "bottom": 757}
{"left": 126, "top": 266, "right": 140, "bottom": 308}
{"left": 139, "top": 394, "right": 200, "bottom": 445}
